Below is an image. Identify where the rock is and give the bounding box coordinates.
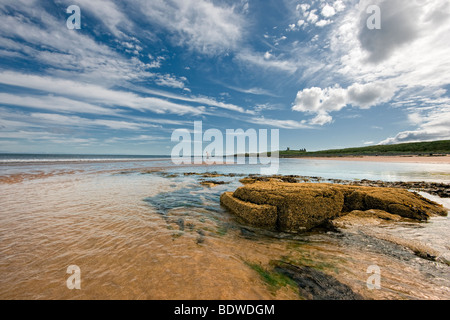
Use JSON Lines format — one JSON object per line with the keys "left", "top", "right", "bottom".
{"left": 199, "top": 180, "right": 229, "bottom": 187}
{"left": 343, "top": 191, "right": 366, "bottom": 211}
{"left": 239, "top": 177, "right": 258, "bottom": 185}
{"left": 360, "top": 188, "right": 446, "bottom": 220}
{"left": 273, "top": 261, "right": 363, "bottom": 300}
{"left": 331, "top": 210, "right": 403, "bottom": 228}
{"left": 237, "top": 174, "right": 450, "bottom": 198}
{"left": 364, "top": 231, "right": 441, "bottom": 262}
{"left": 176, "top": 218, "right": 185, "bottom": 231}
{"left": 220, "top": 192, "right": 277, "bottom": 229}
{"left": 233, "top": 182, "right": 345, "bottom": 232}
{"left": 220, "top": 182, "right": 448, "bottom": 232}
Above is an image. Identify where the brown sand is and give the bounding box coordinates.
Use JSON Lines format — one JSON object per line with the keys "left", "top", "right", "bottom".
{"left": 297, "top": 155, "right": 450, "bottom": 164}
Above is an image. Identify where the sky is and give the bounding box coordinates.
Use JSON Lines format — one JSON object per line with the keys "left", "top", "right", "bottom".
{"left": 0, "top": 0, "right": 449, "bottom": 155}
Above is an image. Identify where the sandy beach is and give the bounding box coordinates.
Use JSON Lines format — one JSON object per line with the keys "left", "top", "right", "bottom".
{"left": 298, "top": 155, "right": 450, "bottom": 164}
{"left": 1, "top": 158, "right": 449, "bottom": 300}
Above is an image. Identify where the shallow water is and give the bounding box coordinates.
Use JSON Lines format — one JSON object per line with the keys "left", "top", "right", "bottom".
{"left": 0, "top": 159, "right": 449, "bottom": 299}
{"left": 2, "top": 157, "right": 450, "bottom": 183}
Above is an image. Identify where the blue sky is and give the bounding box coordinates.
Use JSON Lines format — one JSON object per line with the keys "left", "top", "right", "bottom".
{"left": 0, "top": 0, "right": 449, "bottom": 155}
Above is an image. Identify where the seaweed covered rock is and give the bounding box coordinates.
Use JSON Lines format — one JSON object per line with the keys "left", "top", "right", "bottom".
{"left": 342, "top": 187, "right": 447, "bottom": 220}
{"left": 220, "top": 192, "right": 277, "bottom": 228}
{"left": 273, "top": 261, "right": 363, "bottom": 300}
{"left": 231, "top": 183, "right": 345, "bottom": 232}
{"left": 220, "top": 181, "right": 448, "bottom": 232}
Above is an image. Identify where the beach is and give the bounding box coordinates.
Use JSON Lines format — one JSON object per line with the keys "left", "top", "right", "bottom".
{"left": 296, "top": 155, "right": 450, "bottom": 164}
{"left": 1, "top": 0, "right": 449, "bottom": 305}
{"left": 0, "top": 157, "right": 449, "bottom": 300}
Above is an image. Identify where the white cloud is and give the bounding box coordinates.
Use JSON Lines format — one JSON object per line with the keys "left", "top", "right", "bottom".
{"left": 310, "top": 112, "right": 334, "bottom": 125}
{"left": 316, "top": 19, "right": 332, "bottom": 27}
{"left": 0, "top": 1, "right": 155, "bottom": 86}
{"left": 225, "top": 86, "right": 276, "bottom": 97}
{"left": 347, "top": 82, "right": 397, "bottom": 109}
{"left": 247, "top": 117, "right": 310, "bottom": 129}
{"left": 322, "top": 0, "right": 450, "bottom": 142}
{"left": 321, "top": 4, "right": 336, "bottom": 18}
{"left": 329, "top": 0, "right": 450, "bottom": 87}
{"left": 0, "top": 71, "right": 204, "bottom": 116}
{"left": 58, "top": 0, "right": 133, "bottom": 38}
{"left": 122, "top": 83, "right": 249, "bottom": 113}
{"left": 0, "top": 93, "right": 116, "bottom": 115}
{"left": 154, "top": 74, "right": 187, "bottom": 89}
{"left": 333, "top": 0, "right": 346, "bottom": 12}
{"left": 288, "top": 0, "right": 450, "bottom": 143}
{"left": 307, "top": 10, "right": 319, "bottom": 24}
{"left": 293, "top": 82, "right": 397, "bottom": 124}
{"left": 236, "top": 50, "right": 297, "bottom": 73}
{"left": 294, "top": 86, "right": 347, "bottom": 113}
{"left": 379, "top": 107, "right": 450, "bottom": 144}
{"left": 297, "top": 4, "right": 311, "bottom": 12}
{"left": 134, "top": 0, "right": 245, "bottom": 55}
{"left": 242, "top": 1, "right": 249, "bottom": 14}
{"left": 29, "top": 113, "right": 153, "bottom": 130}
{"left": 147, "top": 56, "right": 165, "bottom": 69}
{"left": 0, "top": 108, "right": 166, "bottom": 145}
{"left": 252, "top": 103, "right": 278, "bottom": 113}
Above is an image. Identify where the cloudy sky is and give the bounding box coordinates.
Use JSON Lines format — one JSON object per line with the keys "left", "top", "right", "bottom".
{"left": 0, "top": 0, "right": 449, "bottom": 154}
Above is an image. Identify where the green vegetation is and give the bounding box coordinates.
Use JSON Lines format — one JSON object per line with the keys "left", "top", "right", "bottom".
{"left": 279, "top": 140, "right": 450, "bottom": 157}
{"left": 245, "top": 261, "right": 297, "bottom": 292}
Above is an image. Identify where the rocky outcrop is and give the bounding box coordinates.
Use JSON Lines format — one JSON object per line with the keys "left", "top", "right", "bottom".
{"left": 331, "top": 209, "right": 403, "bottom": 228}
{"left": 239, "top": 175, "right": 450, "bottom": 198}
{"left": 220, "top": 181, "right": 448, "bottom": 233}
{"left": 225, "top": 183, "right": 345, "bottom": 232}
{"left": 220, "top": 192, "right": 277, "bottom": 228}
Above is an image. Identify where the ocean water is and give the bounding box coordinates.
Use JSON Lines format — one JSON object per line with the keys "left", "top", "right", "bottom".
{"left": 2, "top": 154, "right": 450, "bottom": 183}
{"left": 0, "top": 153, "right": 169, "bottom": 162}
{"left": 0, "top": 156, "right": 449, "bottom": 299}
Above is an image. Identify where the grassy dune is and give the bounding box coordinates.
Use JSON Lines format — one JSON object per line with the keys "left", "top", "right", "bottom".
{"left": 280, "top": 140, "right": 450, "bottom": 158}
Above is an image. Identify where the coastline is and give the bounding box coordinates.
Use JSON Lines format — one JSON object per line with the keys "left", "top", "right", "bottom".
{"left": 1, "top": 160, "right": 449, "bottom": 299}
{"left": 291, "top": 155, "right": 450, "bottom": 164}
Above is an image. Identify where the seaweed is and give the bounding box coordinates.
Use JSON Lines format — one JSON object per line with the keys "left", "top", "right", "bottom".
{"left": 245, "top": 261, "right": 298, "bottom": 293}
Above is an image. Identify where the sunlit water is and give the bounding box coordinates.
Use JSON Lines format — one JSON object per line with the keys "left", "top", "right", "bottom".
{"left": 0, "top": 158, "right": 449, "bottom": 299}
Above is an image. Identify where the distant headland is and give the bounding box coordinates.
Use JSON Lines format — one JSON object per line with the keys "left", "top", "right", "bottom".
{"left": 239, "top": 140, "right": 450, "bottom": 159}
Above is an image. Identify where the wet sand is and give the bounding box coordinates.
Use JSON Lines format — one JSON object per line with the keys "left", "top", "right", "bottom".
{"left": 1, "top": 161, "right": 449, "bottom": 300}
{"left": 299, "top": 155, "right": 450, "bottom": 164}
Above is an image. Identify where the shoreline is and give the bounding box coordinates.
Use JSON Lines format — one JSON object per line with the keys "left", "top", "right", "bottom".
{"left": 290, "top": 155, "right": 450, "bottom": 164}
{"left": 1, "top": 161, "right": 449, "bottom": 300}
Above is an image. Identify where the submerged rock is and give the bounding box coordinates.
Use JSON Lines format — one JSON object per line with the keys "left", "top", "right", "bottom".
{"left": 220, "top": 182, "right": 448, "bottom": 232}
{"left": 273, "top": 261, "right": 363, "bottom": 300}
{"left": 199, "top": 180, "right": 229, "bottom": 187}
